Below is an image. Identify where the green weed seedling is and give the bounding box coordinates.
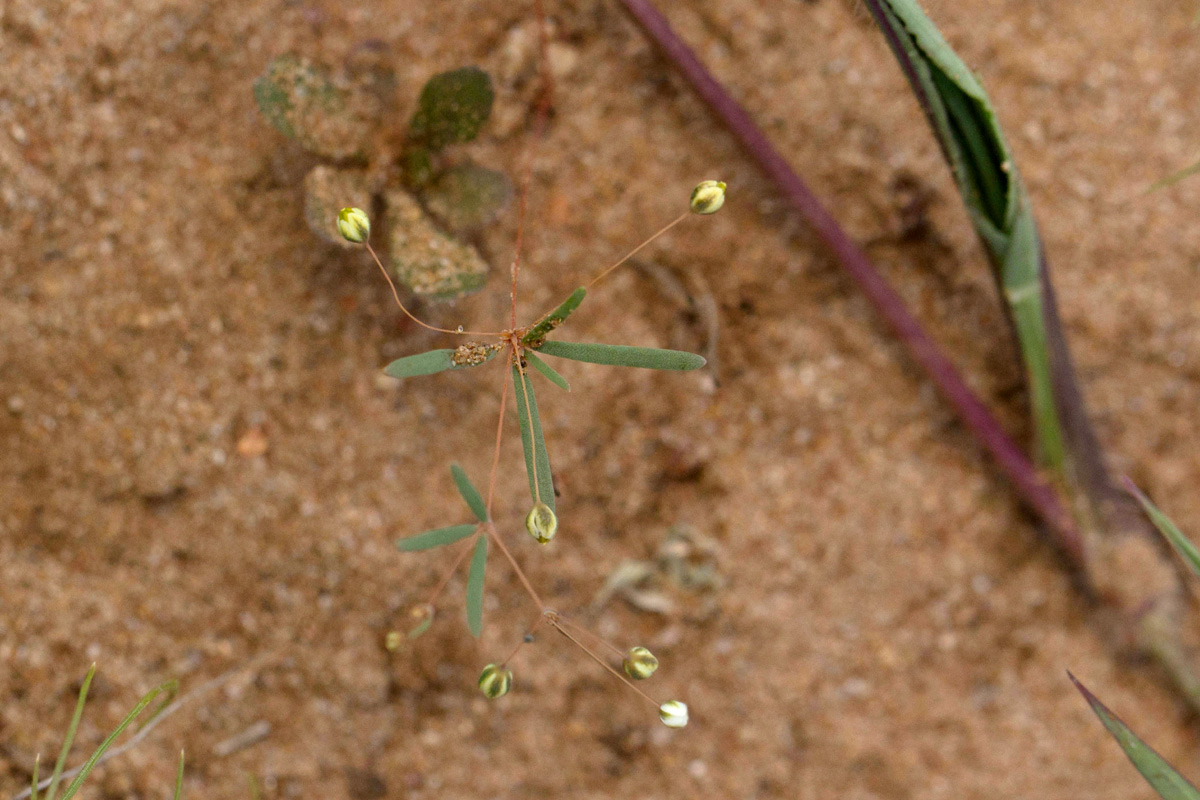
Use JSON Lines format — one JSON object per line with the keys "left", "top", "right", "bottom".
{"left": 345, "top": 180, "right": 726, "bottom": 728}
{"left": 17, "top": 665, "right": 182, "bottom": 800}
{"left": 255, "top": 57, "right": 512, "bottom": 300}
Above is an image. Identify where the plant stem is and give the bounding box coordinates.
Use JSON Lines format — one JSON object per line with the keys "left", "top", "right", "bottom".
{"left": 485, "top": 521, "right": 545, "bottom": 609}
{"left": 615, "top": 0, "right": 1084, "bottom": 569}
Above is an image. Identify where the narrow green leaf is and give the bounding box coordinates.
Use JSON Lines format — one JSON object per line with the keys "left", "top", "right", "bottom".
{"left": 408, "top": 614, "right": 434, "bottom": 640}
{"left": 1151, "top": 159, "right": 1200, "bottom": 191}
{"left": 525, "top": 351, "right": 570, "bottom": 391}
{"left": 465, "top": 535, "right": 488, "bottom": 638}
{"left": 383, "top": 346, "right": 497, "bottom": 379}
{"left": 30, "top": 754, "right": 40, "bottom": 800}
{"left": 538, "top": 340, "right": 706, "bottom": 371}
{"left": 512, "top": 366, "right": 555, "bottom": 512}
{"left": 46, "top": 665, "right": 95, "bottom": 800}
{"left": 173, "top": 751, "right": 185, "bottom": 800}
{"left": 1070, "top": 673, "right": 1200, "bottom": 800}
{"left": 450, "top": 464, "right": 488, "bottom": 521}
{"left": 1126, "top": 479, "right": 1200, "bottom": 581}
{"left": 521, "top": 287, "right": 587, "bottom": 346}
{"left": 59, "top": 680, "right": 179, "bottom": 800}
{"left": 396, "top": 523, "right": 477, "bottom": 552}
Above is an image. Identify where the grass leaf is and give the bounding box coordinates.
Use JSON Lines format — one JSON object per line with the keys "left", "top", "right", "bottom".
{"left": 525, "top": 351, "right": 570, "bottom": 391}
{"left": 465, "top": 535, "right": 488, "bottom": 638}
{"left": 59, "top": 680, "right": 179, "bottom": 800}
{"left": 1125, "top": 479, "right": 1200, "bottom": 581}
{"left": 1070, "top": 672, "right": 1200, "bottom": 800}
{"left": 396, "top": 523, "right": 478, "bottom": 552}
{"left": 173, "top": 751, "right": 185, "bottom": 800}
{"left": 538, "top": 340, "right": 706, "bottom": 371}
{"left": 1151, "top": 158, "right": 1200, "bottom": 191}
{"left": 521, "top": 287, "right": 587, "bottom": 346}
{"left": 450, "top": 464, "right": 488, "bottom": 521}
{"left": 512, "top": 366, "right": 555, "bottom": 512}
{"left": 46, "top": 665, "right": 96, "bottom": 800}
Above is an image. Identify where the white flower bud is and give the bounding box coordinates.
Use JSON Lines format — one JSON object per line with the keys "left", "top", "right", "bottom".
{"left": 623, "top": 646, "right": 659, "bottom": 680}
{"left": 478, "top": 663, "right": 513, "bottom": 699}
{"left": 689, "top": 180, "right": 726, "bottom": 215}
{"left": 337, "top": 206, "right": 371, "bottom": 243}
{"left": 525, "top": 502, "right": 557, "bottom": 544}
{"left": 658, "top": 700, "right": 689, "bottom": 728}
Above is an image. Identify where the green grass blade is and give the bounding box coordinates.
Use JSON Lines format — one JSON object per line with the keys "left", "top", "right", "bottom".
{"left": 1151, "top": 159, "right": 1200, "bottom": 191}
{"left": 512, "top": 366, "right": 555, "bottom": 513}
{"left": 538, "top": 340, "right": 706, "bottom": 371}
{"left": 31, "top": 754, "right": 40, "bottom": 800}
{"left": 59, "top": 680, "right": 179, "bottom": 800}
{"left": 173, "top": 751, "right": 185, "bottom": 800}
{"left": 525, "top": 351, "right": 570, "bottom": 391}
{"left": 521, "top": 287, "right": 587, "bottom": 346}
{"left": 1126, "top": 479, "right": 1200, "bottom": 581}
{"left": 465, "top": 535, "right": 488, "bottom": 638}
{"left": 396, "top": 523, "right": 478, "bottom": 552}
{"left": 868, "top": 0, "right": 1071, "bottom": 479}
{"left": 450, "top": 464, "right": 488, "bottom": 521}
{"left": 46, "top": 665, "right": 96, "bottom": 800}
{"left": 1070, "top": 673, "right": 1200, "bottom": 800}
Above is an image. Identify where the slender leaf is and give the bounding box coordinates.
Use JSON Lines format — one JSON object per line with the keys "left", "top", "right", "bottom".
{"left": 59, "top": 681, "right": 179, "bottom": 800}
{"left": 1070, "top": 673, "right": 1200, "bottom": 800}
{"left": 408, "top": 613, "right": 434, "bottom": 640}
{"left": 465, "top": 535, "right": 488, "bottom": 638}
{"left": 521, "top": 287, "right": 587, "bottom": 346}
{"left": 173, "top": 751, "right": 185, "bottom": 800}
{"left": 525, "top": 350, "right": 570, "bottom": 391}
{"left": 866, "top": 0, "right": 1069, "bottom": 477}
{"left": 396, "top": 523, "right": 477, "bottom": 552}
{"left": 450, "top": 464, "right": 488, "bottom": 521}
{"left": 1126, "top": 479, "right": 1200, "bottom": 581}
{"left": 538, "top": 340, "right": 706, "bottom": 371}
{"left": 30, "top": 755, "right": 40, "bottom": 800}
{"left": 383, "top": 346, "right": 498, "bottom": 379}
{"left": 46, "top": 665, "right": 95, "bottom": 800}
{"left": 512, "top": 366, "right": 555, "bottom": 512}
{"left": 1151, "top": 159, "right": 1200, "bottom": 191}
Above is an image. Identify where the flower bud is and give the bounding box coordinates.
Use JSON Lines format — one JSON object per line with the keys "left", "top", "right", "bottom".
{"left": 658, "top": 700, "right": 689, "bottom": 728}
{"left": 623, "top": 646, "right": 659, "bottom": 680}
{"left": 689, "top": 180, "right": 726, "bottom": 215}
{"left": 478, "top": 663, "right": 513, "bottom": 699}
{"left": 525, "top": 502, "right": 557, "bottom": 544}
{"left": 337, "top": 206, "right": 371, "bottom": 243}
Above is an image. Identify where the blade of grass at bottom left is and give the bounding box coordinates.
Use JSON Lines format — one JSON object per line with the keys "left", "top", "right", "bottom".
{"left": 465, "top": 535, "right": 488, "bottom": 638}
{"left": 1070, "top": 672, "right": 1200, "bottom": 800}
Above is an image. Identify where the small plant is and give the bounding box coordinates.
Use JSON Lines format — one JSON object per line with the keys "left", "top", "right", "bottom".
{"left": 348, "top": 178, "right": 726, "bottom": 727}
{"left": 17, "top": 665, "right": 182, "bottom": 800}
{"left": 254, "top": 57, "right": 512, "bottom": 300}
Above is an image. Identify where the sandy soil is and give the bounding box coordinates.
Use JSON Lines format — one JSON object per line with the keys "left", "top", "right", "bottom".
{"left": 2, "top": 0, "right": 1199, "bottom": 798}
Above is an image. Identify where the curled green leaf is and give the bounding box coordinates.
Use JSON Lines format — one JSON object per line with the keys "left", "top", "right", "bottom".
{"left": 537, "top": 340, "right": 705, "bottom": 371}
{"left": 396, "top": 523, "right": 478, "bottom": 552}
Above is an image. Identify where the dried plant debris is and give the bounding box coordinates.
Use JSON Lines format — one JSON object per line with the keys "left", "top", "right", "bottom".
{"left": 385, "top": 188, "right": 489, "bottom": 299}
{"left": 253, "top": 55, "right": 379, "bottom": 162}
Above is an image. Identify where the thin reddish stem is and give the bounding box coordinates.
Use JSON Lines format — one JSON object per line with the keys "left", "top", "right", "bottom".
{"left": 585, "top": 212, "right": 688, "bottom": 290}
{"left": 485, "top": 521, "right": 545, "bottom": 609}
{"left": 547, "top": 616, "right": 660, "bottom": 708}
{"left": 500, "top": 613, "right": 548, "bottom": 668}
{"left": 423, "top": 533, "right": 481, "bottom": 609}
{"left": 555, "top": 614, "right": 626, "bottom": 659}
{"left": 364, "top": 242, "right": 500, "bottom": 337}
{"left": 486, "top": 354, "right": 514, "bottom": 515}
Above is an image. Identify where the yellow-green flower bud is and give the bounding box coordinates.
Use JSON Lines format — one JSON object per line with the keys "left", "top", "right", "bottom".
{"left": 658, "top": 700, "right": 689, "bottom": 728}
{"left": 478, "top": 663, "right": 513, "bottom": 699}
{"left": 337, "top": 206, "right": 371, "bottom": 243}
{"left": 525, "top": 502, "right": 557, "bottom": 544}
{"left": 689, "top": 180, "right": 726, "bottom": 215}
{"left": 623, "top": 646, "right": 659, "bottom": 680}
